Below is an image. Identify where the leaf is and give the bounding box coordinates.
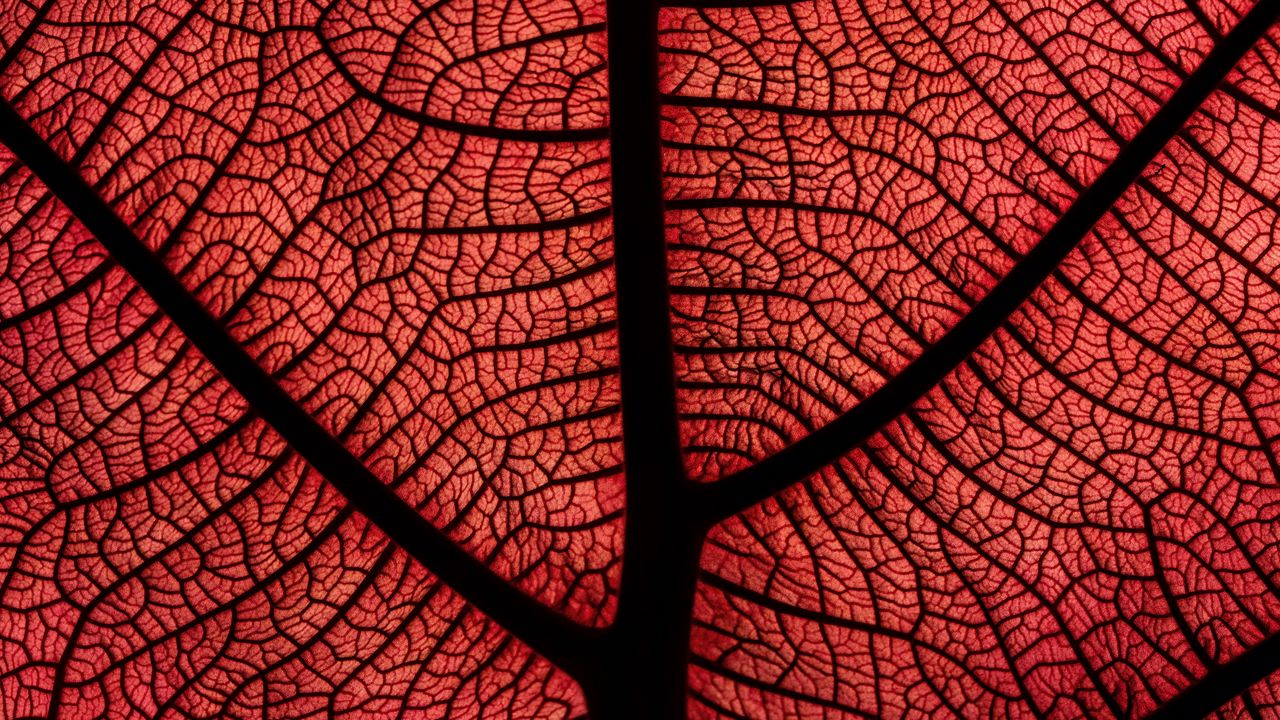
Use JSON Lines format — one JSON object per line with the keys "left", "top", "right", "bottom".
{"left": 1, "top": 0, "right": 1278, "bottom": 717}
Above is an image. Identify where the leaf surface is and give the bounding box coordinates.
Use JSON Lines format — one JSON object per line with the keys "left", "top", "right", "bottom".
{"left": 2, "top": 0, "right": 1279, "bottom": 717}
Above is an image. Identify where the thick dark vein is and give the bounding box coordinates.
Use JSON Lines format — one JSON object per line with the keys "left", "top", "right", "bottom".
{"left": 1146, "top": 630, "right": 1280, "bottom": 720}
{"left": 581, "top": 0, "right": 703, "bottom": 716}
{"left": 696, "top": 0, "right": 1280, "bottom": 525}
{"left": 0, "top": 96, "right": 602, "bottom": 677}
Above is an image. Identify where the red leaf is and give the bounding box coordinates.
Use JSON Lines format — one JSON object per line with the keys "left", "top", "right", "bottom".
{"left": 1, "top": 0, "right": 1278, "bottom": 717}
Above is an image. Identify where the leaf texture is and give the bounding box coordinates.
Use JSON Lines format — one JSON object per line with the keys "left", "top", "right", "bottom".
{"left": 673, "top": 1, "right": 1280, "bottom": 715}
{"left": 2, "top": 0, "right": 1279, "bottom": 717}
{"left": 1, "top": 0, "right": 616, "bottom": 714}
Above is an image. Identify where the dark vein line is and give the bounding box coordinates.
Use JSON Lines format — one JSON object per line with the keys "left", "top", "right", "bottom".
{"left": 661, "top": 0, "right": 809, "bottom": 7}
{"left": 314, "top": 30, "right": 609, "bottom": 143}
{"left": 0, "top": 95, "right": 601, "bottom": 676}
{"left": 1146, "top": 629, "right": 1280, "bottom": 720}
{"left": 0, "top": 0, "right": 56, "bottom": 74}
{"left": 699, "top": 571, "right": 914, "bottom": 641}
{"left": 695, "top": 0, "right": 1280, "bottom": 522}
{"left": 687, "top": 653, "right": 878, "bottom": 718}
{"left": 609, "top": 0, "right": 685, "bottom": 618}
{"left": 576, "top": 0, "right": 705, "bottom": 715}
